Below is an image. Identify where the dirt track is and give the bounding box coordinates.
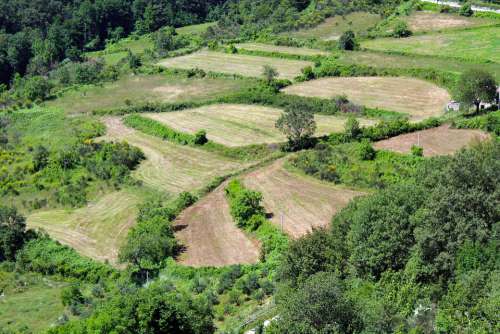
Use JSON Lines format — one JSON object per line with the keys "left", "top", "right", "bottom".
{"left": 374, "top": 124, "right": 490, "bottom": 156}
{"left": 173, "top": 183, "right": 261, "bottom": 267}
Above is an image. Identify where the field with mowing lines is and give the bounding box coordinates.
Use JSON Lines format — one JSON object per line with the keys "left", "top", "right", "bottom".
{"left": 406, "top": 11, "right": 497, "bottom": 32}
{"left": 287, "top": 12, "right": 381, "bottom": 40}
{"left": 47, "top": 74, "right": 253, "bottom": 114}
{"left": 173, "top": 183, "right": 261, "bottom": 267}
{"left": 374, "top": 124, "right": 490, "bottom": 156}
{"left": 101, "top": 117, "right": 248, "bottom": 193}
{"left": 337, "top": 51, "right": 500, "bottom": 79}
{"left": 242, "top": 160, "right": 363, "bottom": 238}
{"left": 235, "top": 42, "right": 329, "bottom": 56}
{"left": 176, "top": 21, "right": 217, "bottom": 35}
{"left": 27, "top": 190, "right": 143, "bottom": 264}
{"left": 143, "top": 104, "right": 377, "bottom": 146}
{"left": 157, "top": 50, "right": 314, "bottom": 79}
{"left": 362, "top": 26, "right": 500, "bottom": 63}
{"left": 283, "top": 77, "right": 450, "bottom": 121}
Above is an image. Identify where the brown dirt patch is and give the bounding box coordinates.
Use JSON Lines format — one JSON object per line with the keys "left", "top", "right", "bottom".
{"left": 373, "top": 124, "right": 490, "bottom": 156}
{"left": 283, "top": 77, "right": 450, "bottom": 121}
{"left": 174, "top": 183, "right": 261, "bottom": 267}
{"left": 407, "top": 11, "right": 490, "bottom": 32}
{"left": 242, "top": 160, "right": 363, "bottom": 238}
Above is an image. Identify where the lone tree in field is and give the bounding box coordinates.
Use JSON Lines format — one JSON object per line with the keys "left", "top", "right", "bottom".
{"left": 276, "top": 105, "right": 316, "bottom": 149}
{"left": 262, "top": 65, "right": 279, "bottom": 83}
{"left": 339, "top": 30, "right": 358, "bottom": 50}
{"left": 456, "top": 69, "right": 497, "bottom": 113}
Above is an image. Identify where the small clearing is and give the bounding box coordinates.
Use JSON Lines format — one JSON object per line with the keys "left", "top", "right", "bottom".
{"left": 143, "top": 104, "right": 377, "bottom": 146}
{"left": 27, "top": 190, "right": 142, "bottom": 265}
{"left": 47, "top": 74, "right": 252, "bottom": 114}
{"left": 283, "top": 77, "right": 450, "bottom": 121}
{"left": 406, "top": 11, "right": 496, "bottom": 32}
{"left": 157, "top": 50, "right": 314, "bottom": 79}
{"left": 235, "top": 43, "right": 329, "bottom": 56}
{"left": 373, "top": 124, "right": 490, "bottom": 156}
{"left": 174, "top": 183, "right": 261, "bottom": 267}
{"left": 242, "top": 160, "right": 363, "bottom": 238}
{"left": 287, "top": 12, "right": 381, "bottom": 40}
{"left": 101, "top": 117, "right": 247, "bottom": 193}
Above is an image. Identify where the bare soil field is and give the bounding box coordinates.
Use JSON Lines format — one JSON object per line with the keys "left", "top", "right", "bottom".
{"left": 157, "top": 50, "right": 314, "bottom": 79}
{"left": 406, "top": 11, "right": 496, "bottom": 32}
{"left": 283, "top": 77, "right": 450, "bottom": 121}
{"left": 173, "top": 183, "right": 261, "bottom": 267}
{"left": 27, "top": 190, "right": 142, "bottom": 264}
{"left": 374, "top": 124, "right": 490, "bottom": 156}
{"left": 47, "top": 74, "right": 252, "bottom": 114}
{"left": 242, "top": 160, "right": 363, "bottom": 238}
{"left": 101, "top": 117, "right": 248, "bottom": 193}
{"left": 143, "top": 104, "right": 377, "bottom": 146}
{"left": 235, "top": 43, "right": 329, "bottom": 56}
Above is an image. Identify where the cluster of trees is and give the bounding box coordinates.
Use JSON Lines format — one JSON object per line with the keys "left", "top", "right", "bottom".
{"left": 225, "top": 179, "right": 266, "bottom": 230}
{"left": 270, "top": 141, "right": 499, "bottom": 333}
{"left": 0, "top": 0, "right": 225, "bottom": 86}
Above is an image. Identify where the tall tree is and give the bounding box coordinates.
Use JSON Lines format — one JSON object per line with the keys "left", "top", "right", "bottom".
{"left": 456, "top": 69, "right": 497, "bottom": 113}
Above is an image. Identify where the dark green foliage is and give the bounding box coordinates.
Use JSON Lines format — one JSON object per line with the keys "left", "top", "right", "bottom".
{"left": 392, "top": 19, "right": 412, "bottom": 38}
{"left": 411, "top": 145, "right": 424, "bottom": 157}
{"left": 459, "top": 2, "right": 474, "bottom": 17}
{"left": 453, "top": 110, "right": 500, "bottom": 136}
{"left": 61, "top": 285, "right": 85, "bottom": 307}
{"left": 339, "top": 30, "right": 358, "bottom": 50}
{"left": 276, "top": 103, "right": 317, "bottom": 150}
{"left": 273, "top": 272, "right": 362, "bottom": 334}
{"left": 16, "top": 237, "right": 115, "bottom": 282}
{"left": 456, "top": 69, "right": 497, "bottom": 112}
{"left": 0, "top": 206, "right": 29, "bottom": 261}
{"left": 344, "top": 116, "right": 361, "bottom": 139}
{"left": 225, "top": 179, "right": 266, "bottom": 230}
{"left": 127, "top": 51, "right": 142, "bottom": 70}
{"left": 124, "top": 114, "right": 197, "bottom": 145}
{"left": 194, "top": 130, "right": 208, "bottom": 145}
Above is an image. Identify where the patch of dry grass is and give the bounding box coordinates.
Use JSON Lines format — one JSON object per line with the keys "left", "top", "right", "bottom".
{"left": 283, "top": 77, "right": 450, "bottom": 121}
{"left": 406, "top": 11, "right": 496, "bottom": 32}
{"left": 143, "top": 104, "right": 377, "bottom": 146}
{"left": 235, "top": 43, "right": 329, "bottom": 56}
{"left": 157, "top": 50, "right": 314, "bottom": 79}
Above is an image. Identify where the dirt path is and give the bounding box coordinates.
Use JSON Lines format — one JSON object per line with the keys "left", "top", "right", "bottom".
{"left": 174, "top": 183, "right": 261, "bottom": 267}
{"left": 242, "top": 160, "right": 363, "bottom": 238}
{"left": 374, "top": 124, "right": 490, "bottom": 156}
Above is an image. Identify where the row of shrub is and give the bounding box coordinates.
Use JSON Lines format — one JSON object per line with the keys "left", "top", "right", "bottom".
{"left": 225, "top": 179, "right": 266, "bottom": 231}
{"left": 452, "top": 110, "right": 500, "bottom": 136}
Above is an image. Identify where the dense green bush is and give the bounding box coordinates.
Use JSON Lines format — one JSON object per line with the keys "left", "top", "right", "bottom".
{"left": 225, "top": 179, "right": 266, "bottom": 230}
{"left": 0, "top": 206, "right": 30, "bottom": 261}
{"left": 453, "top": 110, "right": 500, "bottom": 135}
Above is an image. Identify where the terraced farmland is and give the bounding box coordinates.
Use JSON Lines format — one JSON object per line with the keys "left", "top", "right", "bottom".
{"left": 101, "top": 117, "right": 248, "bottom": 193}
{"left": 143, "top": 104, "right": 377, "bottom": 146}
{"left": 374, "top": 124, "right": 490, "bottom": 156}
{"left": 283, "top": 77, "right": 450, "bottom": 120}
{"left": 235, "top": 42, "right": 329, "bottom": 56}
{"left": 157, "top": 50, "right": 314, "bottom": 79}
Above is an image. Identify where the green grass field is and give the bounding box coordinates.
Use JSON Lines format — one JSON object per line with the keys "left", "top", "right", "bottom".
{"left": 47, "top": 73, "right": 256, "bottom": 114}
{"left": 287, "top": 12, "right": 381, "bottom": 40}
{"left": 362, "top": 26, "right": 500, "bottom": 62}
{"left": 176, "top": 21, "right": 216, "bottom": 35}
{"left": 337, "top": 50, "right": 500, "bottom": 79}
{"left": 0, "top": 271, "right": 68, "bottom": 332}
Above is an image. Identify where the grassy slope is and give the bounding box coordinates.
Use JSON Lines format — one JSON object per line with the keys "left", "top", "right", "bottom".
{"left": 405, "top": 11, "right": 498, "bottom": 32}
{"left": 362, "top": 26, "right": 500, "bottom": 62}
{"left": 46, "top": 74, "right": 257, "bottom": 115}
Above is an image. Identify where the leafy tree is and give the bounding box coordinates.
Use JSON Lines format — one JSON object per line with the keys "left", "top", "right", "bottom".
{"left": 276, "top": 105, "right": 316, "bottom": 148}
{"left": 262, "top": 65, "right": 279, "bottom": 83}
{"left": 154, "top": 27, "right": 178, "bottom": 57}
{"left": 393, "top": 20, "right": 412, "bottom": 38}
{"left": 344, "top": 116, "right": 361, "bottom": 139}
{"left": 456, "top": 69, "right": 497, "bottom": 113}
{"left": 459, "top": 2, "right": 473, "bottom": 17}
{"left": 61, "top": 285, "right": 85, "bottom": 307}
{"left": 194, "top": 130, "right": 208, "bottom": 145}
{"left": 0, "top": 206, "right": 28, "bottom": 261}
{"left": 225, "top": 180, "right": 265, "bottom": 229}
{"left": 339, "top": 30, "right": 358, "bottom": 50}
{"left": 274, "top": 272, "right": 362, "bottom": 333}
{"left": 32, "top": 145, "right": 49, "bottom": 172}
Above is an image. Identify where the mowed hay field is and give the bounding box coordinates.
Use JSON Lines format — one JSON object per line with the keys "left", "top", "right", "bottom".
{"left": 287, "top": 12, "right": 381, "bottom": 40}
{"left": 173, "top": 183, "right": 260, "bottom": 267}
{"left": 283, "top": 77, "right": 450, "bottom": 121}
{"left": 27, "top": 190, "right": 143, "bottom": 264}
{"left": 242, "top": 160, "right": 363, "bottom": 238}
{"left": 157, "top": 50, "right": 314, "bottom": 79}
{"left": 47, "top": 74, "right": 253, "bottom": 114}
{"left": 405, "top": 11, "right": 497, "bottom": 32}
{"left": 235, "top": 42, "right": 329, "bottom": 56}
{"left": 374, "top": 124, "right": 490, "bottom": 157}
{"left": 144, "top": 104, "right": 377, "bottom": 147}
{"left": 101, "top": 117, "right": 248, "bottom": 193}
{"left": 362, "top": 26, "right": 500, "bottom": 63}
